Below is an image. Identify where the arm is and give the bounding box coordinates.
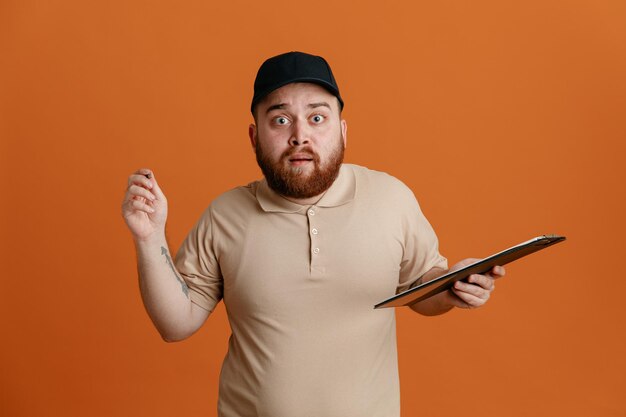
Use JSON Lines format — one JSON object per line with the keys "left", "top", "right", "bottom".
{"left": 122, "top": 169, "right": 209, "bottom": 342}
{"left": 409, "top": 259, "right": 506, "bottom": 316}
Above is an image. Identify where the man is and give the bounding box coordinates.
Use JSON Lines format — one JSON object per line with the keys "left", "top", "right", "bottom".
{"left": 122, "top": 51, "right": 505, "bottom": 417}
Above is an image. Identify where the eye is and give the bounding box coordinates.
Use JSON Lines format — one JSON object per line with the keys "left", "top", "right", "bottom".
{"left": 274, "top": 116, "right": 289, "bottom": 125}
{"left": 311, "top": 114, "right": 325, "bottom": 123}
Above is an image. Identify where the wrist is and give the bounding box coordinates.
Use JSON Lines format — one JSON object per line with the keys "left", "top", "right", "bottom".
{"left": 133, "top": 231, "right": 167, "bottom": 250}
{"left": 411, "top": 290, "right": 456, "bottom": 316}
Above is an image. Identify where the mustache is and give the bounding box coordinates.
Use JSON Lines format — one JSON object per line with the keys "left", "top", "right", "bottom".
{"left": 281, "top": 147, "right": 320, "bottom": 162}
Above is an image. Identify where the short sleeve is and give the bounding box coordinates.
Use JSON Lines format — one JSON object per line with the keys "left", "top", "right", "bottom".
{"left": 396, "top": 191, "right": 448, "bottom": 294}
{"left": 174, "top": 206, "right": 223, "bottom": 312}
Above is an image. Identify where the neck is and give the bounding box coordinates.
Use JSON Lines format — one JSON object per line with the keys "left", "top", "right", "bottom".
{"left": 280, "top": 191, "right": 327, "bottom": 206}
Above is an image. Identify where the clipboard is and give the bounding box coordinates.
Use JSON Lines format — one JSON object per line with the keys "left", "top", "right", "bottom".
{"left": 374, "top": 234, "right": 566, "bottom": 309}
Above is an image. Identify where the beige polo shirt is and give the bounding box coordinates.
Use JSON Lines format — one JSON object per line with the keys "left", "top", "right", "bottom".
{"left": 175, "top": 164, "right": 447, "bottom": 417}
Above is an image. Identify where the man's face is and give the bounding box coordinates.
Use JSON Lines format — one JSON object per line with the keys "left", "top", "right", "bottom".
{"left": 249, "top": 83, "right": 348, "bottom": 200}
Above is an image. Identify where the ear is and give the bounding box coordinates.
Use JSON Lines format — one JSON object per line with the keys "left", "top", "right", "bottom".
{"left": 248, "top": 124, "right": 257, "bottom": 149}
{"left": 341, "top": 119, "right": 348, "bottom": 148}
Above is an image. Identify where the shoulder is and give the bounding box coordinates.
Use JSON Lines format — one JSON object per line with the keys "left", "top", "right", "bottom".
{"left": 194, "top": 180, "right": 262, "bottom": 226}
{"left": 210, "top": 180, "right": 260, "bottom": 211}
{"left": 345, "top": 164, "right": 416, "bottom": 202}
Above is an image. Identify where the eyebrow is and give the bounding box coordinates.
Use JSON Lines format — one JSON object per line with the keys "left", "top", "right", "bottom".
{"left": 265, "top": 103, "right": 286, "bottom": 114}
{"left": 308, "top": 102, "right": 331, "bottom": 110}
{"left": 265, "top": 102, "right": 332, "bottom": 114}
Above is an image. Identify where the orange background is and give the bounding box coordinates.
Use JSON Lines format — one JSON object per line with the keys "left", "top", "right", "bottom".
{"left": 1, "top": 0, "right": 625, "bottom": 416}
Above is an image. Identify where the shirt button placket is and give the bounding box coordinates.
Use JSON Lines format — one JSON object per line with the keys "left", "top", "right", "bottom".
{"left": 308, "top": 206, "right": 320, "bottom": 263}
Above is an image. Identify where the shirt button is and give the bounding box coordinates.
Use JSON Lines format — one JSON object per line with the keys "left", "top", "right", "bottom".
{"left": 308, "top": 209, "right": 315, "bottom": 216}
{"left": 311, "top": 228, "right": 318, "bottom": 235}
{"left": 313, "top": 248, "right": 320, "bottom": 254}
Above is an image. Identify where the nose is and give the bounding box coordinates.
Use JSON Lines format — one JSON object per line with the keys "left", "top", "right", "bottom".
{"left": 289, "top": 119, "right": 310, "bottom": 147}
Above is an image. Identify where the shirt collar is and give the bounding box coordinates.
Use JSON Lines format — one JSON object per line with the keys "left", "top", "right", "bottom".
{"left": 256, "top": 164, "right": 356, "bottom": 213}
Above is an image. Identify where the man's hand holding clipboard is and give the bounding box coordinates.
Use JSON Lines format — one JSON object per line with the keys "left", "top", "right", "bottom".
{"left": 375, "top": 235, "right": 566, "bottom": 310}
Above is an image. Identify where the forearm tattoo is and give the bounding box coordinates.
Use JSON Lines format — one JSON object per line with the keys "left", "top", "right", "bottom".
{"left": 160, "top": 246, "right": 189, "bottom": 297}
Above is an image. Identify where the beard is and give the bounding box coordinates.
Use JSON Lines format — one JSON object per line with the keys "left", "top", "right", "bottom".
{"left": 255, "top": 134, "right": 345, "bottom": 200}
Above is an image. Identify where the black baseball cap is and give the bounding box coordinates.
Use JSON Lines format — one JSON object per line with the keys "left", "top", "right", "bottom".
{"left": 251, "top": 51, "right": 344, "bottom": 113}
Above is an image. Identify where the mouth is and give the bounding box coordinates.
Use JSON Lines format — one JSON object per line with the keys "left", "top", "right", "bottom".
{"left": 288, "top": 159, "right": 313, "bottom": 167}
